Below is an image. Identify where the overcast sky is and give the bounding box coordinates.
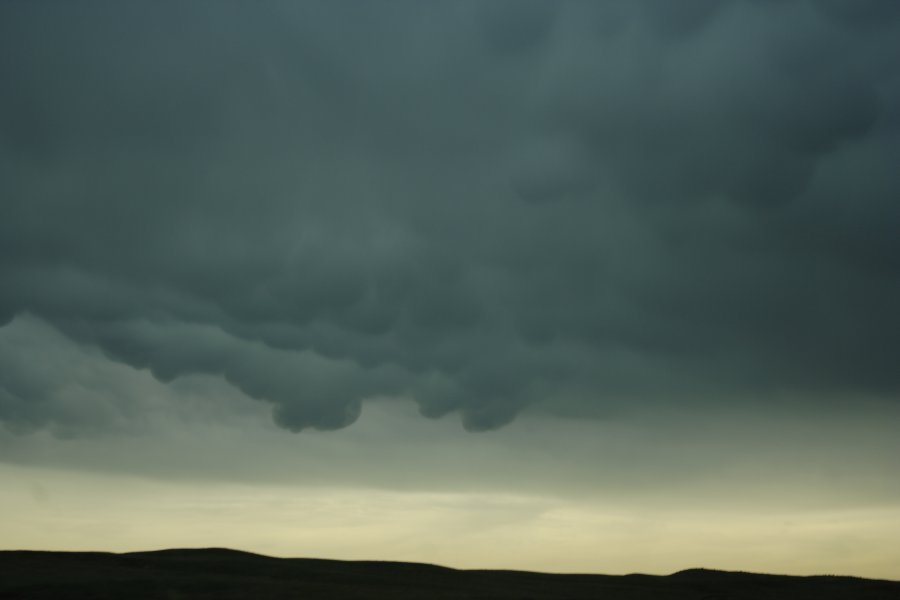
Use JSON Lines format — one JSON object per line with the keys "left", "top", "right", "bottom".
{"left": 1, "top": 0, "right": 899, "bottom": 579}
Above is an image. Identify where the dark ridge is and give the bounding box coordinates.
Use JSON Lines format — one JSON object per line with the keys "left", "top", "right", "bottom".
{"left": 671, "top": 568, "right": 793, "bottom": 579}
{"left": 124, "top": 547, "right": 274, "bottom": 560}
{"left": 1, "top": 548, "right": 898, "bottom": 600}
{"left": 672, "top": 567, "right": 892, "bottom": 583}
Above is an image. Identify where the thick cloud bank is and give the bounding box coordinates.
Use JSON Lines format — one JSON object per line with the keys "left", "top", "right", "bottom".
{"left": 2, "top": 0, "right": 899, "bottom": 432}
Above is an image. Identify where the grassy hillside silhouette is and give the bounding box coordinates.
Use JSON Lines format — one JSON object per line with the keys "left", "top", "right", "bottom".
{"left": 2, "top": 548, "right": 898, "bottom": 599}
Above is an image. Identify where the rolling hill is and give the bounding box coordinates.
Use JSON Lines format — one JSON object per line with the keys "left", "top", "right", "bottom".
{"left": 1, "top": 548, "right": 898, "bottom": 599}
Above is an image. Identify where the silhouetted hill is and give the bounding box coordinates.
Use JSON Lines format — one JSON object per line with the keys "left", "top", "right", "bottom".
{"left": 1, "top": 548, "right": 898, "bottom": 599}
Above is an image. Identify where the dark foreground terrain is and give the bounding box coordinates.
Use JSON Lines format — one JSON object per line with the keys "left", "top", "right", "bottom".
{"left": 1, "top": 548, "right": 898, "bottom": 600}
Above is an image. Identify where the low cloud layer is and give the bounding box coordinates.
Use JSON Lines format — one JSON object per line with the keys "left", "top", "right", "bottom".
{"left": 2, "top": 0, "right": 899, "bottom": 433}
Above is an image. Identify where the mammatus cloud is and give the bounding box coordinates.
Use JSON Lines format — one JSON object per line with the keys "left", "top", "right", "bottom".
{"left": 1, "top": 0, "right": 898, "bottom": 433}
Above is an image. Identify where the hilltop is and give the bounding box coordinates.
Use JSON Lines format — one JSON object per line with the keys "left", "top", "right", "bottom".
{"left": 2, "top": 548, "right": 898, "bottom": 599}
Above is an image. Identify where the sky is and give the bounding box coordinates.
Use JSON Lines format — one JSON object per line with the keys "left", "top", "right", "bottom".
{"left": 1, "top": 0, "right": 899, "bottom": 579}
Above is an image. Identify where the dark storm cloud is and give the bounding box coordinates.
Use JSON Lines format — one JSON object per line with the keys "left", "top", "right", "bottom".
{"left": 1, "top": 0, "right": 898, "bottom": 433}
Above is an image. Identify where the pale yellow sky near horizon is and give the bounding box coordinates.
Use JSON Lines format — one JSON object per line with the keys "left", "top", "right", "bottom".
{"left": 2, "top": 462, "right": 899, "bottom": 580}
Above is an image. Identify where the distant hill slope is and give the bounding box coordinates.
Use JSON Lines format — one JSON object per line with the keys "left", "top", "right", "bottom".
{"left": 1, "top": 548, "right": 898, "bottom": 599}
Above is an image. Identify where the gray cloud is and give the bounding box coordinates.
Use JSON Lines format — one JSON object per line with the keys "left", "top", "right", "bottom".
{"left": 1, "top": 0, "right": 898, "bottom": 433}
{"left": 0, "top": 315, "right": 235, "bottom": 437}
